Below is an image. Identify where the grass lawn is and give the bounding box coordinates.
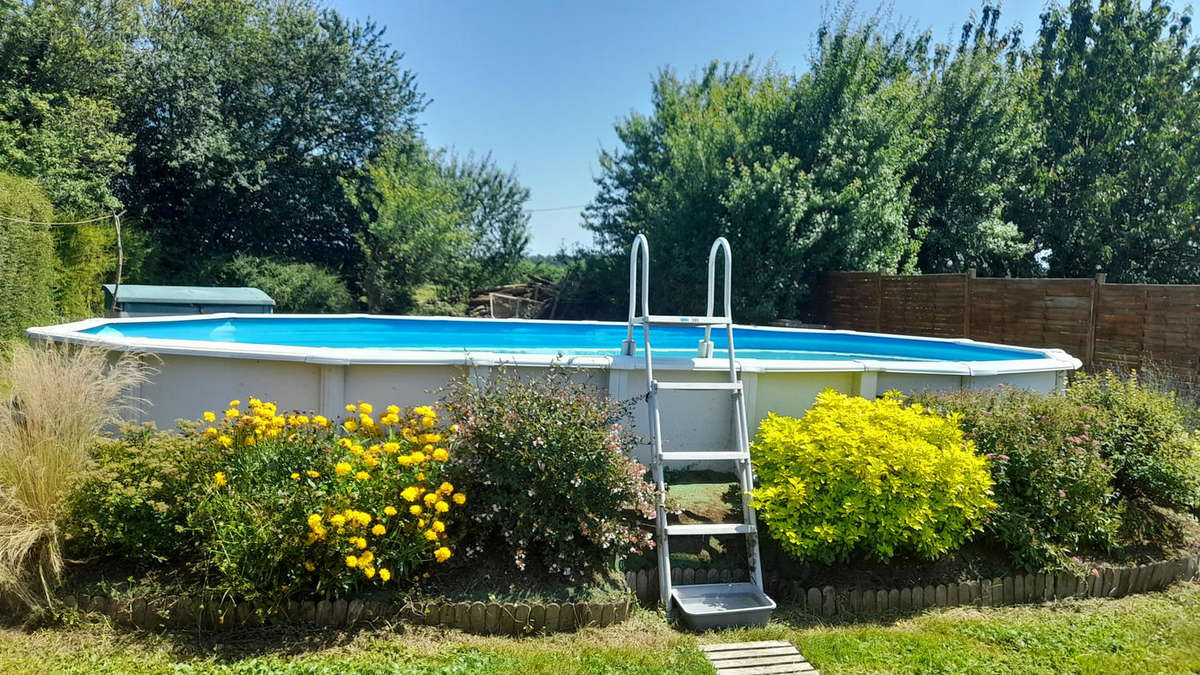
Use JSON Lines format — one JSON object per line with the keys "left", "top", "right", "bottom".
{"left": 1, "top": 582, "right": 1197, "bottom": 674}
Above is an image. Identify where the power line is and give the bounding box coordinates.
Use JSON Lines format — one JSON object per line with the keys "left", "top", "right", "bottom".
{"left": 0, "top": 210, "right": 125, "bottom": 225}
{"left": 524, "top": 204, "right": 589, "bottom": 213}
{"left": 0, "top": 210, "right": 126, "bottom": 312}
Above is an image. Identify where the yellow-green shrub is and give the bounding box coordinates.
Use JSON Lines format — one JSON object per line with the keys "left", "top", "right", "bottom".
{"left": 751, "top": 389, "right": 995, "bottom": 564}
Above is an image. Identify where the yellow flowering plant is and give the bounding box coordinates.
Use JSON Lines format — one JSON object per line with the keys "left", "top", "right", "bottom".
{"left": 194, "top": 398, "right": 465, "bottom": 598}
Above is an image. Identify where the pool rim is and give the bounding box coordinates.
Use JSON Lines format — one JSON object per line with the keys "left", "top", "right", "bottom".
{"left": 26, "top": 313, "right": 1082, "bottom": 377}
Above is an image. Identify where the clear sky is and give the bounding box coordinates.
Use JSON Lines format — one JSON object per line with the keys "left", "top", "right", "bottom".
{"left": 327, "top": 0, "right": 1049, "bottom": 255}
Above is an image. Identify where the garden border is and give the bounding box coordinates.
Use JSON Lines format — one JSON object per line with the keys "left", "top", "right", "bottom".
{"left": 55, "top": 593, "right": 635, "bottom": 635}
{"left": 624, "top": 552, "right": 1200, "bottom": 616}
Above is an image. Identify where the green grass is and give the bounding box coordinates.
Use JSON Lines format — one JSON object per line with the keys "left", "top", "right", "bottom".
{"left": 1, "top": 583, "right": 1198, "bottom": 673}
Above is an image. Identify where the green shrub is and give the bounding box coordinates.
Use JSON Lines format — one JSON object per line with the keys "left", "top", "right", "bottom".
{"left": 63, "top": 426, "right": 222, "bottom": 563}
{"left": 916, "top": 387, "right": 1118, "bottom": 571}
{"left": 222, "top": 255, "right": 357, "bottom": 313}
{"left": 442, "top": 369, "right": 655, "bottom": 580}
{"left": 192, "top": 398, "right": 464, "bottom": 599}
{"left": 1067, "top": 371, "right": 1200, "bottom": 514}
{"left": 0, "top": 173, "right": 57, "bottom": 338}
{"left": 750, "top": 390, "right": 995, "bottom": 565}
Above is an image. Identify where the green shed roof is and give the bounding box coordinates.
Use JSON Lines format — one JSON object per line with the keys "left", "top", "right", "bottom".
{"left": 102, "top": 284, "right": 276, "bottom": 306}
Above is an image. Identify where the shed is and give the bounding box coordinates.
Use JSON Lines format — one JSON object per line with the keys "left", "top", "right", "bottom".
{"left": 103, "top": 284, "right": 276, "bottom": 318}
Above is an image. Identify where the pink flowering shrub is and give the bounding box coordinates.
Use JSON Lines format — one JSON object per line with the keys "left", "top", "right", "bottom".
{"left": 442, "top": 368, "right": 655, "bottom": 580}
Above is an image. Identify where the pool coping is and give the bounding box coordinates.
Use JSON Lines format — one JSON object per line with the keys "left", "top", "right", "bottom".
{"left": 26, "top": 313, "right": 1082, "bottom": 377}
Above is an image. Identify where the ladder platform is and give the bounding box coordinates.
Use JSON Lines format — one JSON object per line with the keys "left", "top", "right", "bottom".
{"left": 672, "top": 582, "right": 777, "bottom": 630}
{"left": 653, "top": 381, "right": 742, "bottom": 391}
{"left": 667, "top": 523, "right": 756, "bottom": 536}
{"left": 632, "top": 314, "right": 731, "bottom": 326}
{"left": 660, "top": 451, "right": 749, "bottom": 461}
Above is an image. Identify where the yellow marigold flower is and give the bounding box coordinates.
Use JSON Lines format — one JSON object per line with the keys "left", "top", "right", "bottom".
{"left": 379, "top": 568, "right": 391, "bottom": 582}
{"left": 383, "top": 442, "right": 400, "bottom": 453}
{"left": 337, "top": 438, "right": 352, "bottom": 448}
{"left": 313, "top": 415, "right": 329, "bottom": 427}
{"left": 350, "top": 444, "right": 364, "bottom": 456}
{"left": 363, "top": 566, "right": 376, "bottom": 579}
{"left": 202, "top": 411, "right": 216, "bottom": 422}
{"left": 434, "top": 547, "right": 452, "bottom": 563}
{"left": 424, "top": 530, "right": 438, "bottom": 541}
{"left": 248, "top": 397, "right": 262, "bottom": 407}
{"left": 363, "top": 455, "right": 379, "bottom": 469}
{"left": 304, "top": 532, "right": 319, "bottom": 545}
{"left": 225, "top": 408, "right": 240, "bottom": 418}
{"left": 452, "top": 493, "right": 466, "bottom": 505}
{"left": 345, "top": 555, "right": 358, "bottom": 568}
{"left": 343, "top": 419, "right": 359, "bottom": 432}
{"left": 423, "top": 493, "right": 438, "bottom": 507}
{"left": 386, "top": 405, "right": 400, "bottom": 415}
{"left": 359, "top": 414, "right": 375, "bottom": 427}
{"left": 330, "top": 514, "right": 346, "bottom": 527}
{"left": 213, "top": 472, "right": 227, "bottom": 487}
{"left": 355, "top": 537, "right": 367, "bottom": 550}
{"left": 358, "top": 402, "right": 373, "bottom": 415}
{"left": 306, "top": 470, "right": 320, "bottom": 478}
{"left": 304, "top": 561, "right": 316, "bottom": 571}
{"left": 413, "top": 405, "right": 433, "bottom": 417}
{"left": 203, "top": 427, "right": 218, "bottom": 438}
{"left": 401, "top": 487, "right": 420, "bottom": 502}
{"left": 397, "top": 455, "right": 413, "bottom": 467}
{"left": 384, "top": 506, "right": 397, "bottom": 516}
{"left": 244, "top": 435, "right": 256, "bottom": 446}
{"left": 307, "top": 513, "right": 322, "bottom": 526}
{"left": 432, "top": 447, "right": 449, "bottom": 461}
{"left": 355, "top": 471, "right": 370, "bottom": 481}
{"left": 359, "top": 550, "right": 374, "bottom": 564}
{"left": 228, "top": 400, "right": 241, "bottom": 408}
{"left": 409, "top": 504, "right": 422, "bottom": 516}
{"left": 421, "top": 434, "right": 441, "bottom": 444}
{"left": 432, "top": 520, "right": 445, "bottom": 533}
{"left": 438, "top": 482, "right": 453, "bottom": 495}
{"left": 421, "top": 416, "right": 435, "bottom": 428}
{"left": 290, "top": 472, "right": 300, "bottom": 480}
{"left": 417, "top": 518, "right": 426, "bottom": 528}
{"left": 411, "top": 451, "right": 426, "bottom": 464}
{"left": 335, "top": 461, "right": 352, "bottom": 476}
{"left": 435, "top": 500, "right": 449, "bottom": 513}
{"left": 417, "top": 472, "right": 426, "bottom": 481}
{"left": 345, "top": 403, "right": 357, "bottom": 413}
{"left": 372, "top": 524, "right": 386, "bottom": 536}
{"left": 354, "top": 511, "right": 371, "bottom": 526}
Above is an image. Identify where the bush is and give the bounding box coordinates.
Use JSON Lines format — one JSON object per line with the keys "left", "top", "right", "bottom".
{"left": 63, "top": 426, "right": 222, "bottom": 563}
{"left": 1067, "top": 371, "right": 1200, "bottom": 514}
{"left": 222, "top": 255, "right": 357, "bottom": 313}
{"left": 750, "top": 390, "right": 994, "bottom": 565}
{"left": 916, "top": 387, "right": 1119, "bottom": 571}
{"left": 0, "top": 173, "right": 57, "bottom": 339}
{"left": 192, "top": 398, "right": 464, "bottom": 599}
{"left": 0, "top": 343, "right": 149, "bottom": 607}
{"left": 442, "top": 369, "right": 654, "bottom": 580}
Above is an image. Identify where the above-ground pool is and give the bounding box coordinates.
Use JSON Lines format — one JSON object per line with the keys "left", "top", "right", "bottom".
{"left": 28, "top": 314, "right": 1081, "bottom": 463}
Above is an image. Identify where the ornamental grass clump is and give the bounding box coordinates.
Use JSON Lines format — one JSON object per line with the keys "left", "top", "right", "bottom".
{"left": 443, "top": 369, "right": 655, "bottom": 580}
{"left": 194, "top": 398, "right": 464, "bottom": 598}
{"left": 0, "top": 343, "right": 150, "bottom": 608}
{"left": 751, "top": 389, "right": 995, "bottom": 565}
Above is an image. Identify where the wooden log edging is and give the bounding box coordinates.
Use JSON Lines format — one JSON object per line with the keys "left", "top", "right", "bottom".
{"left": 60, "top": 592, "right": 636, "bottom": 634}
{"left": 622, "top": 552, "right": 1200, "bottom": 615}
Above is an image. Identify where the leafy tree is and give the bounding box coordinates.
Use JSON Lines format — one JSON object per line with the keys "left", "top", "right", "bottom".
{"left": 1022, "top": 0, "right": 1200, "bottom": 282}
{"left": 909, "top": 5, "right": 1038, "bottom": 276}
{"left": 123, "top": 0, "right": 425, "bottom": 278}
{"left": 586, "top": 15, "right": 927, "bottom": 321}
{"left": 220, "top": 255, "right": 357, "bottom": 313}
{"left": 441, "top": 153, "right": 531, "bottom": 289}
{"left": 0, "top": 173, "right": 57, "bottom": 338}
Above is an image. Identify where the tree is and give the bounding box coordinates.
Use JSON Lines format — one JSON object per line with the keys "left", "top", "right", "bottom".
{"left": 441, "top": 153, "right": 531, "bottom": 289}
{"left": 122, "top": 0, "right": 426, "bottom": 278}
{"left": 1022, "top": 0, "right": 1200, "bottom": 282}
{"left": 586, "top": 14, "right": 927, "bottom": 322}
{"left": 0, "top": 173, "right": 57, "bottom": 338}
{"left": 908, "top": 5, "right": 1038, "bottom": 276}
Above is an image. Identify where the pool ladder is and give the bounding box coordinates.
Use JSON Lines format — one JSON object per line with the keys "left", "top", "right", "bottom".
{"left": 623, "top": 234, "right": 775, "bottom": 628}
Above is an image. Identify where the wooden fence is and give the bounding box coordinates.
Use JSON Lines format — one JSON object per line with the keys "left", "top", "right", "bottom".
{"left": 817, "top": 270, "right": 1200, "bottom": 380}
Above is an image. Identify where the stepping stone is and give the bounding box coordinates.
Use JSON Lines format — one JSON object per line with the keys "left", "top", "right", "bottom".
{"left": 699, "top": 640, "right": 819, "bottom": 674}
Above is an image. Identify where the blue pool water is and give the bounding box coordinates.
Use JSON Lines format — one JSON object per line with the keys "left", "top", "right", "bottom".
{"left": 82, "top": 317, "right": 1044, "bottom": 362}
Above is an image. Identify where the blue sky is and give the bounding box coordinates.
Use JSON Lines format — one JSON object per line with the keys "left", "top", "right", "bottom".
{"left": 328, "top": 1, "right": 1049, "bottom": 254}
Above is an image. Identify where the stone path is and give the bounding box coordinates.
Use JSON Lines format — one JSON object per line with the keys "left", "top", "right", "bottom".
{"left": 699, "top": 640, "right": 819, "bottom": 674}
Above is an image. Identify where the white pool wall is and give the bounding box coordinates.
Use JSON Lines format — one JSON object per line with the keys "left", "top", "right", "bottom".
{"left": 28, "top": 314, "right": 1080, "bottom": 466}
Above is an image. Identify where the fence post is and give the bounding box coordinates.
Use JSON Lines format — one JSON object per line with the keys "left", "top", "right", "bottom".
{"left": 964, "top": 268, "right": 976, "bottom": 338}
{"left": 1086, "top": 273, "right": 1106, "bottom": 370}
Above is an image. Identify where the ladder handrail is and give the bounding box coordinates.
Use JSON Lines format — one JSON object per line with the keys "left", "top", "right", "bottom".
{"left": 704, "top": 236, "right": 733, "bottom": 349}
{"left": 624, "top": 234, "right": 650, "bottom": 353}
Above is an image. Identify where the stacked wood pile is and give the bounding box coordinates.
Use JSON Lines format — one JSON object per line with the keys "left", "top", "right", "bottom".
{"left": 467, "top": 274, "right": 559, "bottom": 319}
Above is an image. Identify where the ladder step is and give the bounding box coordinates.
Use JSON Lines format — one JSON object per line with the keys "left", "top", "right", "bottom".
{"left": 634, "top": 315, "right": 731, "bottom": 326}
{"left": 660, "top": 451, "right": 749, "bottom": 461}
{"left": 654, "top": 381, "right": 742, "bottom": 391}
{"left": 667, "top": 523, "right": 756, "bottom": 536}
